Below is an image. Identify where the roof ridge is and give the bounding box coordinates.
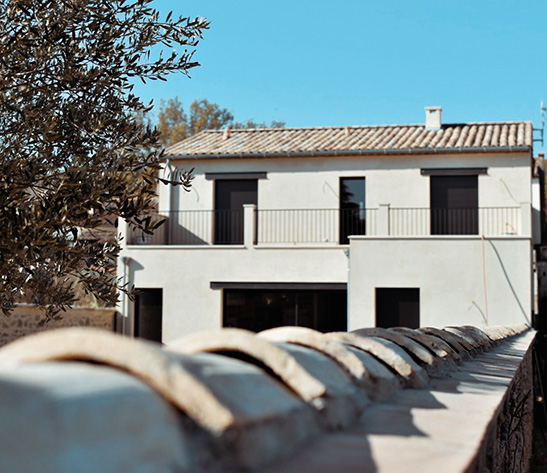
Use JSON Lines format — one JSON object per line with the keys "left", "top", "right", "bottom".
{"left": 201, "top": 124, "right": 420, "bottom": 132}
{"left": 199, "top": 120, "right": 532, "bottom": 133}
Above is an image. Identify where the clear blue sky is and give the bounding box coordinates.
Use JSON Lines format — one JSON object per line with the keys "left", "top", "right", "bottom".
{"left": 133, "top": 0, "right": 547, "bottom": 151}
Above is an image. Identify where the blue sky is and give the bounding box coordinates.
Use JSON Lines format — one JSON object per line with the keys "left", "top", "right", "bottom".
{"left": 133, "top": 0, "right": 547, "bottom": 151}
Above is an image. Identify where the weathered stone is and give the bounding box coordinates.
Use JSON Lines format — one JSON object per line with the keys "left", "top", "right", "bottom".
{"left": 460, "top": 325, "right": 494, "bottom": 349}
{"left": 351, "top": 327, "right": 448, "bottom": 377}
{"left": 353, "top": 327, "right": 435, "bottom": 365}
{"left": 254, "top": 330, "right": 536, "bottom": 473}
{"left": 172, "top": 352, "right": 322, "bottom": 469}
{"left": 390, "top": 327, "right": 461, "bottom": 365}
{"left": 482, "top": 325, "right": 509, "bottom": 341}
{"left": 326, "top": 332, "right": 429, "bottom": 389}
{"left": 418, "top": 327, "right": 472, "bottom": 359}
{"left": 440, "top": 327, "right": 478, "bottom": 353}
{"left": 340, "top": 344, "right": 400, "bottom": 400}
{"left": 0, "top": 326, "right": 536, "bottom": 473}
{"left": 272, "top": 341, "right": 368, "bottom": 429}
{"left": 482, "top": 324, "right": 528, "bottom": 341}
{"left": 258, "top": 326, "right": 366, "bottom": 381}
{"left": 168, "top": 328, "right": 327, "bottom": 402}
{"left": 0, "top": 328, "right": 266, "bottom": 433}
{"left": 0, "top": 362, "right": 192, "bottom": 473}
{"left": 443, "top": 326, "right": 484, "bottom": 351}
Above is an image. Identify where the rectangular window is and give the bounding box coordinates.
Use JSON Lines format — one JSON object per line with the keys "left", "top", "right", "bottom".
{"left": 340, "top": 177, "right": 366, "bottom": 244}
{"left": 376, "top": 288, "right": 420, "bottom": 329}
{"left": 214, "top": 179, "right": 257, "bottom": 244}
{"left": 430, "top": 175, "right": 478, "bottom": 235}
{"left": 223, "top": 289, "right": 347, "bottom": 333}
{"left": 134, "top": 288, "right": 163, "bottom": 342}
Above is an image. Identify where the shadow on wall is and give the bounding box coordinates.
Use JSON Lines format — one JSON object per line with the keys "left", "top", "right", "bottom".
{"left": 471, "top": 300, "right": 488, "bottom": 325}
{"left": 359, "top": 389, "right": 447, "bottom": 437}
{"left": 487, "top": 240, "right": 530, "bottom": 325}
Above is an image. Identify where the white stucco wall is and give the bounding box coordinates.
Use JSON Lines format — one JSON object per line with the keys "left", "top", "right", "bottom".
{"left": 348, "top": 236, "right": 533, "bottom": 329}
{"left": 532, "top": 177, "right": 542, "bottom": 244}
{"left": 120, "top": 245, "right": 349, "bottom": 343}
{"left": 163, "top": 152, "right": 532, "bottom": 215}
{"left": 120, "top": 150, "right": 535, "bottom": 339}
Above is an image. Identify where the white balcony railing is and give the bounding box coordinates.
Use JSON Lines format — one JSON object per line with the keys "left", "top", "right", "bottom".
{"left": 126, "top": 205, "right": 525, "bottom": 246}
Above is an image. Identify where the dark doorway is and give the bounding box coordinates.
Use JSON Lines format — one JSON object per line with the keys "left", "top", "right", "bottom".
{"left": 215, "top": 179, "right": 257, "bottom": 244}
{"left": 223, "top": 289, "right": 347, "bottom": 333}
{"left": 430, "top": 175, "right": 478, "bottom": 234}
{"left": 340, "top": 177, "right": 366, "bottom": 244}
{"left": 376, "top": 288, "right": 420, "bottom": 329}
{"left": 134, "top": 288, "right": 163, "bottom": 342}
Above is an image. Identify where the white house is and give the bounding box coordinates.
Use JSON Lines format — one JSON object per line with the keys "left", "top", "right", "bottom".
{"left": 118, "top": 107, "right": 541, "bottom": 343}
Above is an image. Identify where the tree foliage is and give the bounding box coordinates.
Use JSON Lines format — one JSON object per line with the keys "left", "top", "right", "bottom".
{"left": 0, "top": 0, "right": 209, "bottom": 317}
{"left": 157, "top": 97, "right": 286, "bottom": 146}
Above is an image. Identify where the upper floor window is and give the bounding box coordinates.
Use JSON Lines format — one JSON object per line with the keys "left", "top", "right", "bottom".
{"left": 340, "top": 177, "right": 366, "bottom": 244}
{"left": 214, "top": 179, "right": 257, "bottom": 244}
{"left": 430, "top": 175, "right": 478, "bottom": 235}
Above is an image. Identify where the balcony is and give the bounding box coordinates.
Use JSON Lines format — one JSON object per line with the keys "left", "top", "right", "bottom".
{"left": 125, "top": 204, "right": 526, "bottom": 246}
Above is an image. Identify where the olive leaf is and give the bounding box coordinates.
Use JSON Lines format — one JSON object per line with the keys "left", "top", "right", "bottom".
{"left": 0, "top": 0, "right": 209, "bottom": 318}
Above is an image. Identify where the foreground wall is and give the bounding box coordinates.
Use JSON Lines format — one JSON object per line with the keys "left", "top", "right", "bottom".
{"left": 349, "top": 236, "right": 533, "bottom": 329}
{"left": 0, "top": 324, "right": 535, "bottom": 473}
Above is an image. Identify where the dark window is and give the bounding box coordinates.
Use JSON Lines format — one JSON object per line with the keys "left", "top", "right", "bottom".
{"left": 215, "top": 179, "right": 257, "bottom": 244}
{"left": 430, "top": 175, "right": 478, "bottom": 234}
{"left": 223, "top": 289, "right": 347, "bottom": 333}
{"left": 340, "top": 177, "right": 366, "bottom": 244}
{"left": 376, "top": 288, "right": 420, "bottom": 329}
{"left": 134, "top": 288, "right": 163, "bottom": 342}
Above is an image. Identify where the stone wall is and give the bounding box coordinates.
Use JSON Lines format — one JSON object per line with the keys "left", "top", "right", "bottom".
{"left": 494, "top": 357, "right": 534, "bottom": 473}
{"left": 0, "top": 305, "right": 116, "bottom": 348}
{"left": 472, "top": 338, "right": 534, "bottom": 473}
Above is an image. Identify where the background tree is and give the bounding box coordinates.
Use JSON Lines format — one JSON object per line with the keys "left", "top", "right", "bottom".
{"left": 0, "top": 0, "right": 209, "bottom": 317}
{"left": 157, "top": 97, "right": 285, "bottom": 146}
{"left": 188, "top": 98, "right": 235, "bottom": 138}
{"left": 156, "top": 97, "right": 191, "bottom": 147}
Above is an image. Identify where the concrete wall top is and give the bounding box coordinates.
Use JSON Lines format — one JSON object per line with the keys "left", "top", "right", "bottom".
{"left": 0, "top": 323, "right": 534, "bottom": 473}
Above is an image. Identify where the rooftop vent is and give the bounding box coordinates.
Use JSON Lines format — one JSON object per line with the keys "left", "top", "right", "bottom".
{"left": 425, "top": 106, "right": 442, "bottom": 131}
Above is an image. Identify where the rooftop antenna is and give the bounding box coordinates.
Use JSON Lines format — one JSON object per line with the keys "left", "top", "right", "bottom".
{"left": 534, "top": 100, "right": 546, "bottom": 146}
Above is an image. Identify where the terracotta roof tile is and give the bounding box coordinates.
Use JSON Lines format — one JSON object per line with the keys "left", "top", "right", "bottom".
{"left": 165, "top": 121, "right": 533, "bottom": 158}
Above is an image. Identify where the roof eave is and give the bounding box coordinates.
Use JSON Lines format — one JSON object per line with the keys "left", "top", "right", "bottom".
{"left": 165, "top": 145, "right": 532, "bottom": 161}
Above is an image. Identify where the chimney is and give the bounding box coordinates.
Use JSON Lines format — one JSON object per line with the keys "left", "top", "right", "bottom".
{"left": 425, "top": 106, "right": 442, "bottom": 131}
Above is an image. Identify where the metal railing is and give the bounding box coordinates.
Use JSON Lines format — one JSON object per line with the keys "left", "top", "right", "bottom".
{"left": 127, "top": 211, "right": 210, "bottom": 246}
{"left": 126, "top": 209, "right": 250, "bottom": 246}
{"left": 126, "top": 206, "right": 522, "bottom": 246}
{"left": 256, "top": 208, "right": 377, "bottom": 244}
{"left": 389, "top": 207, "right": 520, "bottom": 236}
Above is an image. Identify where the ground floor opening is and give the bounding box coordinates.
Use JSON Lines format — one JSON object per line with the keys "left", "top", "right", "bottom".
{"left": 134, "top": 288, "right": 163, "bottom": 342}
{"left": 221, "top": 286, "right": 347, "bottom": 333}
{"left": 375, "top": 287, "right": 420, "bottom": 329}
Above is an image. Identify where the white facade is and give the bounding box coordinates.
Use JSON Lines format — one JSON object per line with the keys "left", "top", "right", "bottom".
{"left": 161, "top": 152, "right": 531, "bottom": 215}
{"left": 119, "top": 143, "right": 538, "bottom": 342}
{"left": 349, "top": 236, "right": 533, "bottom": 330}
